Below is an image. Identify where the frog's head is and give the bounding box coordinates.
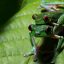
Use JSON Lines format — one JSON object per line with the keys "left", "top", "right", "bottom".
{"left": 32, "top": 14, "right": 51, "bottom": 25}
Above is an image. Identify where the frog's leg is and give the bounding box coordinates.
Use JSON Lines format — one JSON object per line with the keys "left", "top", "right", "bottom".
{"left": 55, "top": 38, "right": 64, "bottom": 57}
{"left": 40, "top": 4, "right": 55, "bottom": 12}
{"left": 30, "top": 32, "right": 39, "bottom": 62}
{"left": 52, "top": 38, "right": 64, "bottom": 63}
{"left": 54, "top": 14, "right": 64, "bottom": 52}
{"left": 29, "top": 32, "right": 36, "bottom": 48}
{"left": 56, "top": 38, "right": 64, "bottom": 51}
{"left": 24, "top": 32, "right": 36, "bottom": 57}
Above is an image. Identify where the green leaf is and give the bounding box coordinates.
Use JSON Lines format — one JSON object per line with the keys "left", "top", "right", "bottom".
{"left": 0, "top": 0, "right": 64, "bottom": 64}
{"left": 0, "top": 0, "right": 40, "bottom": 64}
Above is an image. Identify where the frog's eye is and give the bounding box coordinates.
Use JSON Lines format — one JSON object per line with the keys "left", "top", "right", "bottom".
{"left": 45, "top": 26, "right": 52, "bottom": 34}
{"left": 28, "top": 24, "right": 33, "bottom": 31}
{"left": 32, "top": 14, "right": 38, "bottom": 20}
{"left": 43, "top": 15, "right": 49, "bottom": 21}
{"left": 41, "top": 9, "right": 47, "bottom": 13}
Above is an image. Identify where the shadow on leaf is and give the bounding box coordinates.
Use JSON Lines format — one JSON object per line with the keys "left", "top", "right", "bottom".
{"left": 0, "top": 0, "right": 23, "bottom": 33}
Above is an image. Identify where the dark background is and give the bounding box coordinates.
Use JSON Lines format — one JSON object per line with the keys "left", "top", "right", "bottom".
{"left": 0, "top": 0, "right": 23, "bottom": 31}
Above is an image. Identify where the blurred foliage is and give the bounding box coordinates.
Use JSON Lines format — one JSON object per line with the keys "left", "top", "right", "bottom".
{"left": 0, "top": 0, "right": 64, "bottom": 64}
{"left": 45, "top": 0, "right": 64, "bottom": 2}
{"left": 0, "top": 0, "right": 23, "bottom": 31}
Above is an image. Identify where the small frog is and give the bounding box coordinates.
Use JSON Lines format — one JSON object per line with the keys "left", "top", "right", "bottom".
{"left": 24, "top": 4, "right": 64, "bottom": 64}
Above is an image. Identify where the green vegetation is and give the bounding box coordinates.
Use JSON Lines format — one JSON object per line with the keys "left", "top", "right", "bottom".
{"left": 0, "top": 0, "right": 64, "bottom": 64}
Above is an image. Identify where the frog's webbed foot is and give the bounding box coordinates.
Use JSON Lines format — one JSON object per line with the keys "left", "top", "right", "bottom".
{"left": 24, "top": 46, "right": 36, "bottom": 57}
{"left": 24, "top": 50, "right": 38, "bottom": 63}
{"left": 24, "top": 52, "right": 34, "bottom": 57}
